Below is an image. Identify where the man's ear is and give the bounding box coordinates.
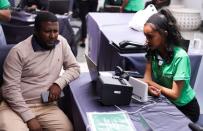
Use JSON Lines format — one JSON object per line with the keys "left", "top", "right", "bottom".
{"left": 33, "top": 30, "right": 39, "bottom": 37}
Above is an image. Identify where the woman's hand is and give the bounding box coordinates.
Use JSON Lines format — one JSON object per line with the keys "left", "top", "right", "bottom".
{"left": 148, "top": 85, "right": 161, "bottom": 97}
{"left": 145, "top": 80, "right": 161, "bottom": 96}
{"left": 145, "top": 80, "right": 162, "bottom": 90}
{"left": 146, "top": 80, "right": 184, "bottom": 100}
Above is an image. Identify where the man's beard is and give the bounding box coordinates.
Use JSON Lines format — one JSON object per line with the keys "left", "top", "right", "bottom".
{"left": 34, "top": 35, "right": 59, "bottom": 50}
{"left": 44, "top": 40, "right": 59, "bottom": 50}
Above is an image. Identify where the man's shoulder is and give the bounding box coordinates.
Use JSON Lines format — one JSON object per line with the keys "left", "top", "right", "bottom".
{"left": 57, "top": 35, "right": 69, "bottom": 48}
{"left": 11, "top": 36, "right": 33, "bottom": 55}
{"left": 58, "top": 35, "right": 67, "bottom": 43}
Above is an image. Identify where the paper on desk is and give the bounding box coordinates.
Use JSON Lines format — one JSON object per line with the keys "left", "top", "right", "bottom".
{"left": 129, "top": 4, "right": 157, "bottom": 31}
{"left": 87, "top": 111, "right": 136, "bottom": 131}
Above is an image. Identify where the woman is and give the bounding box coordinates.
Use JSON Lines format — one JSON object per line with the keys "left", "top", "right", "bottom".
{"left": 120, "top": 0, "right": 144, "bottom": 13}
{"left": 143, "top": 8, "right": 200, "bottom": 122}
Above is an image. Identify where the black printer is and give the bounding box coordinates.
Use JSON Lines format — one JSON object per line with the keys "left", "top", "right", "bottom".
{"left": 85, "top": 55, "right": 134, "bottom": 105}
{"left": 96, "top": 73, "right": 133, "bottom": 105}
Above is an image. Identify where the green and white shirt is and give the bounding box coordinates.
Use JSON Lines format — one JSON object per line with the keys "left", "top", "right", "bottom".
{"left": 151, "top": 47, "right": 195, "bottom": 106}
{"left": 124, "top": 0, "right": 144, "bottom": 12}
{"left": 0, "top": 0, "right": 10, "bottom": 9}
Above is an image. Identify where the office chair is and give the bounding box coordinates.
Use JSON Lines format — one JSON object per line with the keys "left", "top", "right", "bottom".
{"left": 49, "top": 0, "right": 70, "bottom": 14}
{"left": 0, "top": 26, "right": 7, "bottom": 46}
{"left": 188, "top": 123, "right": 203, "bottom": 131}
{"left": 180, "top": 39, "right": 190, "bottom": 52}
{"left": 8, "top": 0, "right": 15, "bottom": 7}
{"left": 0, "top": 45, "right": 14, "bottom": 86}
{"left": 1, "top": 22, "right": 34, "bottom": 44}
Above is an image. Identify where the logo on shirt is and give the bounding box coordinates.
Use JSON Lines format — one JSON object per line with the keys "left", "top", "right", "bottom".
{"left": 163, "top": 73, "right": 173, "bottom": 79}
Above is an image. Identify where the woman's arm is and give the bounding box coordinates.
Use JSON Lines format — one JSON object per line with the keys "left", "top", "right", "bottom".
{"left": 144, "top": 61, "right": 152, "bottom": 81}
{"left": 120, "top": 0, "right": 128, "bottom": 12}
{"left": 148, "top": 80, "right": 184, "bottom": 100}
{"left": 144, "top": 61, "right": 161, "bottom": 96}
{"left": 0, "top": 9, "right": 11, "bottom": 22}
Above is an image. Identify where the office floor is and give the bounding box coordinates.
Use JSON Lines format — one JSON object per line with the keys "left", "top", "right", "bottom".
{"left": 76, "top": 41, "right": 88, "bottom": 72}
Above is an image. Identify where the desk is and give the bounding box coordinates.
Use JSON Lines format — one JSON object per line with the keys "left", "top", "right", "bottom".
{"left": 87, "top": 13, "right": 202, "bottom": 88}
{"left": 66, "top": 73, "right": 191, "bottom": 131}
{"left": 87, "top": 13, "right": 133, "bottom": 63}
{"left": 194, "top": 57, "right": 203, "bottom": 113}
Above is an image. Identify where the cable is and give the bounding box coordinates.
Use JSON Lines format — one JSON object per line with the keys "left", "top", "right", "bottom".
{"left": 115, "top": 96, "right": 178, "bottom": 120}
{"left": 140, "top": 109, "right": 185, "bottom": 117}
{"left": 86, "top": 124, "right": 91, "bottom": 131}
{"left": 114, "top": 100, "right": 157, "bottom": 115}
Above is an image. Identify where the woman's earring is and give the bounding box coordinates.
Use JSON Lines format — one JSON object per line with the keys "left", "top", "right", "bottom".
{"left": 164, "top": 31, "right": 168, "bottom": 36}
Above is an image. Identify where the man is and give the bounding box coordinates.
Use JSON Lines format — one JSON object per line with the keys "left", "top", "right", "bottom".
{"left": 18, "top": 0, "right": 49, "bottom": 11}
{"left": 0, "top": 0, "right": 11, "bottom": 46}
{"left": 0, "top": 12, "right": 80, "bottom": 131}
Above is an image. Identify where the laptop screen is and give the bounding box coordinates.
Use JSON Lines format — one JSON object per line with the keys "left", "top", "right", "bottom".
{"left": 85, "top": 54, "right": 99, "bottom": 81}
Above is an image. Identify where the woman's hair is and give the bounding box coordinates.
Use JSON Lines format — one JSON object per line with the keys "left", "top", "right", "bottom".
{"left": 145, "top": 8, "right": 183, "bottom": 63}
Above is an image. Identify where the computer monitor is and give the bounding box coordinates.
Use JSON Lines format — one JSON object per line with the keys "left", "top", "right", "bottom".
{"left": 85, "top": 54, "right": 99, "bottom": 81}
{"left": 49, "top": 0, "right": 69, "bottom": 14}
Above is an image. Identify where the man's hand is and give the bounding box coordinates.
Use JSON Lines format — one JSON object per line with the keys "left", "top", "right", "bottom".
{"left": 48, "top": 83, "right": 61, "bottom": 102}
{"left": 27, "top": 118, "right": 42, "bottom": 131}
{"left": 148, "top": 86, "right": 161, "bottom": 97}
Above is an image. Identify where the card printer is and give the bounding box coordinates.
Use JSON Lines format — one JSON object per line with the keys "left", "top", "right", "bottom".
{"left": 96, "top": 72, "right": 133, "bottom": 105}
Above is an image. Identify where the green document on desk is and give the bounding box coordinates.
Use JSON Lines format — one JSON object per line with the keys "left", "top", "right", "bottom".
{"left": 87, "top": 111, "right": 136, "bottom": 131}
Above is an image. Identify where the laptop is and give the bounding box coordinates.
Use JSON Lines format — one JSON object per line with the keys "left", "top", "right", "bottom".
{"left": 85, "top": 54, "right": 99, "bottom": 81}
{"left": 129, "top": 77, "right": 148, "bottom": 102}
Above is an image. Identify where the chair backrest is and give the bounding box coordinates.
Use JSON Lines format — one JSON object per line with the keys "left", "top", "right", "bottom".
{"left": 1, "top": 23, "right": 34, "bottom": 44}
{"left": 180, "top": 39, "right": 190, "bottom": 52}
{"left": 197, "top": 114, "right": 203, "bottom": 127}
{"left": 17, "top": 0, "right": 49, "bottom": 10}
{"left": 49, "top": 0, "right": 70, "bottom": 14}
{"left": 0, "top": 25, "right": 7, "bottom": 46}
{"left": 9, "top": 0, "right": 16, "bottom": 7}
{"left": 0, "top": 45, "right": 14, "bottom": 86}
